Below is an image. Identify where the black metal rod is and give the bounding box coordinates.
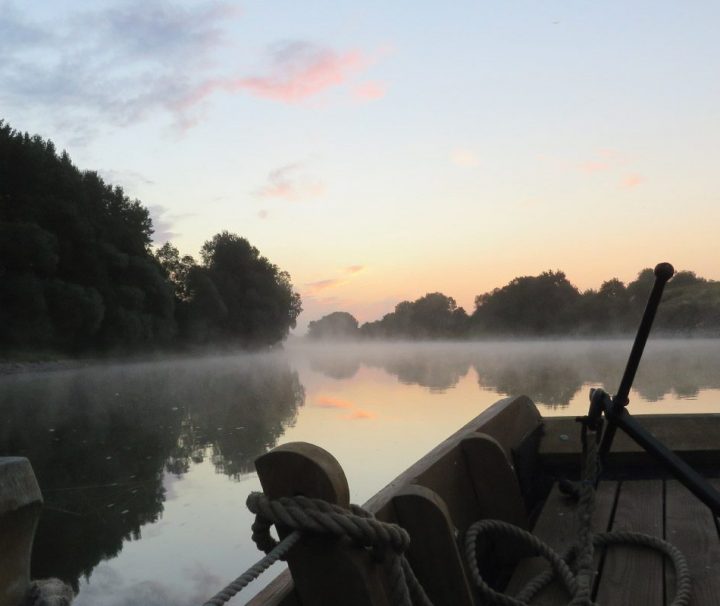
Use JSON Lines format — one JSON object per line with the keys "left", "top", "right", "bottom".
{"left": 606, "top": 406, "right": 720, "bottom": 516}
{"left": 599, "top": 262, "right": 674, "bottom": 461}
{"left": 614, "top": 262, "right": 674, "bottom": 408}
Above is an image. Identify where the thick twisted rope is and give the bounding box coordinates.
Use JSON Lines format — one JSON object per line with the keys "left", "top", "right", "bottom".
{"left": 464, "top": 433, "right": 692, "bottom": 606}
{"left": 201, "top": 530, "right": 301, "bottom": 606}
{"left": 202, "top": 427, "right": 692, "bottom": 606}
{"left": 202, "top": 492, "right": 433, "bottom": 606}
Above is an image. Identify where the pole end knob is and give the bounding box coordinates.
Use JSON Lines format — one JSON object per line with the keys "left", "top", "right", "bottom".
{"left": 654, "top": 262, "right": 674, "bottom": 282}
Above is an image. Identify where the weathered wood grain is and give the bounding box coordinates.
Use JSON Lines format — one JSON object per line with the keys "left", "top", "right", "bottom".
{"left": 461, "top": 432, "right": 528, "bottom": 529}
{"left": 595, "top": 480, "right": 664, "bottom": 605}
{"left": 664, "top": 479, "right": 720, "bottom": 606}
{"left": 364, "top": 396, "right": 542, "bottom": 517}
{"left": 503, "top": 481, "right": 617, "bottom": 605}
{"left": 245, "top": 570, "right": 297, "bottom": 606}
{"left": 541, "top": 415, "right": 720, "bottom": 470}
{"left": 393, "top": 485, "right": 475, "bottom": 606}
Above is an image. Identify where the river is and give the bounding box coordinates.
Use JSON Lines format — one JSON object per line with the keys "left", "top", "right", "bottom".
{"left": 2, "top": 339, "right": 719, "bottom": 605}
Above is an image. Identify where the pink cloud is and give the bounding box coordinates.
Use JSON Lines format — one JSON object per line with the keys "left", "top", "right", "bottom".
{"left": 168, "top": 41, "right": 381, "bottom": 128}
{"left": 620, "top": 173, "right": 644, "bottom": 189}
{"left": 236, "top": 41, "right": 366, "bottom": 103}
{"left": 257, "top": 209, "right": 268, "bottom": 219}
{"left": 346, "top": 409, "right": 376, "bottom": 420}
{"left": 305, "top": 278, "right": 345, "bottom": 293}
{"left": 352, "top": 81, "right": 386, "bottom": 101}
{"left": 345, "top": 265, "right": 365, "bottom": 274}
{"left": 314, "top": 396, "right": 353, "bottom": 410}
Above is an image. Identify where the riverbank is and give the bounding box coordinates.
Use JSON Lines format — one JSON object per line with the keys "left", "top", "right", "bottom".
{"left": 0, "top": 341, "right": 293, "bottom": 377}
{"left": 0, "top": 358, "right": 92, "bottom": 376}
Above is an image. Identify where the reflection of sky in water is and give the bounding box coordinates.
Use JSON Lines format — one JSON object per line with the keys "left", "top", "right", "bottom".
{"left": 1, "top": 339, "right": 719, "bottom": 604}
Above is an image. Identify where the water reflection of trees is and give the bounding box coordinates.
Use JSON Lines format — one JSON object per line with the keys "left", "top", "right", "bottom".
{"left": 0, "top": 354, "right": 304, "bottom": 590}
{"left": 303, "top": 340, "right": 720, "bottom": 408}
{"left": 306, "top": 344, "right": 472, "bottom": 392}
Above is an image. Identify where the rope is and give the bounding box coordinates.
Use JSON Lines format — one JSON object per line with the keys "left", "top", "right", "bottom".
{"left": 201, "top": 424, "right": 692, "bottom": 606}
{"left": 201, "top": 531, "right": 301, "bottom": 606}
{"left": 464, "top": 432, "right": 692, "bottom": 606}
{"left": 201, "top": 492, "right": 433, "bottom": 606}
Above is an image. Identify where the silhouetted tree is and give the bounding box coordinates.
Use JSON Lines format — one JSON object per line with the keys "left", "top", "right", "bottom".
{"left": 190, "top": 232, "right": 302, "bottom": 345}
{"left": 0, "top": 121, "right": 303, "bottom": 353}
{"left": 0, "top": 121, "right": 175, "bottom": 352}
{"left": 307, "top": 312, "right": 359, "bottom": 339}
{"left": 360, "top": 293, "right": 468, "bottom": 339}
{"left": 471, "top": 271, "right": 581, "bottom": 335}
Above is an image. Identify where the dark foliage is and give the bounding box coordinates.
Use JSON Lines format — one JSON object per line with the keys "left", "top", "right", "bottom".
{"left": 307, "top": 311, "right": 359, "bottom": 339}
{"left": 311, "top": 269, "right": 720, "bottom": 340}
{"left": 0, "top": 121, "right": 301, "bottom": 353}
{"left": 360, "top": 293, "right": 469, "bottom": 339}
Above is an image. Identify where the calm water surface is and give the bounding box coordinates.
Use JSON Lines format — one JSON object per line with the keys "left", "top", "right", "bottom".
{"left": 2, "top": 340, "right": 719, "bottom": 605}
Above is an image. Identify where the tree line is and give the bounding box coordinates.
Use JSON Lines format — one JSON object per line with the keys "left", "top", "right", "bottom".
{"left": 307, "top": 270, "right": 720, "bottom": 340}
{"left": 0, "top": 121, "right": 301, "bottom": 354}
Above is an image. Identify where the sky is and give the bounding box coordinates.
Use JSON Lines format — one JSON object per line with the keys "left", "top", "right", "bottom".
{"left": 2, "top": 1, "right": 719, "bottom": 331}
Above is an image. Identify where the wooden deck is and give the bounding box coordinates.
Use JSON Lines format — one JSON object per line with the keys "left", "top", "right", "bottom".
{"left": 247, "top": 399, "right": 720, "bottom": 606}
{"left": 508, "top": 478, "right": 720, "bottom": 605}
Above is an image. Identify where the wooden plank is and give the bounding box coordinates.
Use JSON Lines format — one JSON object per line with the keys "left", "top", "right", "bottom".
{"left": 595, "top": 480, "right": 664, "bottom": 605}
{"left": 503, "top": 481, "right": 617, "bottom": 604}
{"left": 540, "top": 415, "right": 720, "bottom": 469}
{"left": 460, "top": 433, "right": 532, "bottom": 594}
{"left": 393, "top": 485, "right": 475, "bottom": 606}
{"left": 245, "top": 570, "right": 298, "bottom": 606}
{"left": 364, "top": 396, "right": 541, "bottom": 517}
{"left": 461, "top": 432, "right": 528, "bottom": 529}
{"left": 664, "top": 479, "right": 720, "bottom": 606}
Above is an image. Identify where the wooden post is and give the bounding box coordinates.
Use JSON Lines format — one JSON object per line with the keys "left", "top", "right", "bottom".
{"left": 392, "top": 485, "right": 475, "bottom": 606}
{"left": 255, "top": 442, "right": 393, "bottom": 606}
{"left": 0, "top": 457, "right": 43, "bottom": 606}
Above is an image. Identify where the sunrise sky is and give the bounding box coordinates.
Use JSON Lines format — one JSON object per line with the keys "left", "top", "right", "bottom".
{"left": 3, "top": 1, "right": 719, "bottom": 329}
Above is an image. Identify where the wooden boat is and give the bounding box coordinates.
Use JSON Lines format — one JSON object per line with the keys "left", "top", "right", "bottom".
{"left": 241, "top": 263, "right": 720, "bottom": 606}
{"left": 245, "top": 395, "right": 720, "bottom": 606}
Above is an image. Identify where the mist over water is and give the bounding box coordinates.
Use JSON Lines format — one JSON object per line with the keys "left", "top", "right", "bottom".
{"left": 1, "top": 339, "right": 718, "bottom": 605}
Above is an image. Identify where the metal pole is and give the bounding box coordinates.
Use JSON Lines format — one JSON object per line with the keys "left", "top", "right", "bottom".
{"left": 598, "top": 262, "right": 674, "bottom": 461}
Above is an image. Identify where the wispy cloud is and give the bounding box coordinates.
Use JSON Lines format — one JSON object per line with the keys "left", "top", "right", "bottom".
{"left": 620, "top": 173, "right": 643, "bottom": 189}
{"left": 0, "top": 1, "right": 242, "bottom": 136}
{"left": 352, "top": 81, "right": 386, "bottom": 101}
{"left": 345, "top": 265, "right": 365, "bottom": 274}
{"left": 346, "top": 409, "right": 375, "bottom": 420}
{"left": 236, "top": 41, "right": 367, "bottom": 103}
{"left": 256, "top": 163, "right": 325, "bottom": 201}
{"left": 2, "top": 6, "right": 380, "bottom": 139}
{"left": 305, "top": 278, "right": 345, "bottom": 294}
{"left": 313, "top": 396, "right": 353, "bottom": 409}
{"left": 304, "top": 266, "right": 365, "bottom": 296}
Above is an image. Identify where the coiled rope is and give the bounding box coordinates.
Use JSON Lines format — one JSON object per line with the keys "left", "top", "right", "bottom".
{"left": 464, "top": 431, "right": 692, "bottom": 606}
{"left": 202, "top": 427, "right": 692, "bottom": 606}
